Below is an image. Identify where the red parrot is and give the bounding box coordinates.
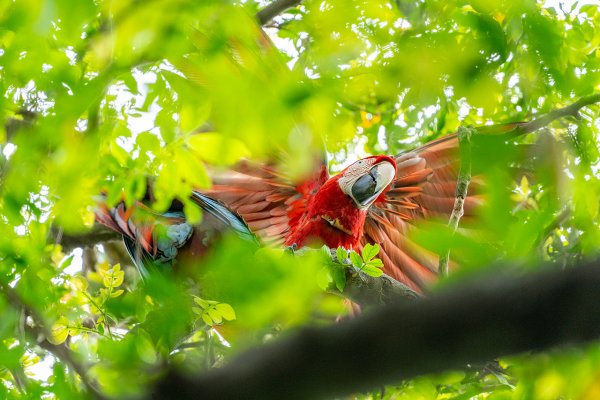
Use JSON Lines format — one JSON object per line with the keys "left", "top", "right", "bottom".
{"left": 96, "top": 132, "right": 483, "bottom": 292}
{"left": 96, "top": 27, "right": 530, "bottom": 292}
{"left": 203, "top": 133, "right": 477, "bottom": 291}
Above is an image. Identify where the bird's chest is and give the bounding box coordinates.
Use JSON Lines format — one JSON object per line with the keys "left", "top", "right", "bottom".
{"left": 290, "top": 213, "right": 364, "bottom": 250}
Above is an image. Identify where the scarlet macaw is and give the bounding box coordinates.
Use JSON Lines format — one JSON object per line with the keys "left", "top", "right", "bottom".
{"left": 96, "top": 132, "right": 485, "bottom": 292}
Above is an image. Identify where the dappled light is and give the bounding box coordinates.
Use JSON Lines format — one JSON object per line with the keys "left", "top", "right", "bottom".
{"left": 1, "top": 0, "right": 600, "bottom": 399}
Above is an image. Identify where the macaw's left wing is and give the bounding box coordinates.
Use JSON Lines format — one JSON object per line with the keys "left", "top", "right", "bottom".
{"left": 95, "top": 192, "right": 256, "bottom": 278}
{"left": 362, "top": 134, "right": 484, "bottom": 292}
{"left": 201, "top": 157, "right": 329, "bottom": 247}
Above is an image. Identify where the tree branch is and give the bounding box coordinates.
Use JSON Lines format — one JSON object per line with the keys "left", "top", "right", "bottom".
{"left": 439, "top": 126, "right": 474, "bottom": 276}
{"left": 478, "top": 93, "right": 600, "bottom": 137}
{"left": 152, "top": 259, "right": 600, "bottom": 400}
{"left": 337, "top": 267, "right": 420, "bottom": 306}
{"left": 512, "top": 93, "right": 600, "bottom": 135}
{"left": 257, "top": 0, "right": 303, "bottom": 25}
{"left": 51, "top": 224, "right": 122, "bottom": 253}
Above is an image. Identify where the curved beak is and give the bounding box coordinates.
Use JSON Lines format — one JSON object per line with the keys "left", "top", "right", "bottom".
{"left": 350, "top": 161, "right": 396, "bottom": 208}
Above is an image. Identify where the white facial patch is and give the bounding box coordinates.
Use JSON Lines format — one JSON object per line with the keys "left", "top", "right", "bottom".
{"left": 337, "top": 158, "right": 377, "bottom": 194}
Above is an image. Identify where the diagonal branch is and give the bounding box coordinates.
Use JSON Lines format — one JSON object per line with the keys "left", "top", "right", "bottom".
{"left": 51, "top": 224, "right": 122, "bottom": 252}
{"left": 478, "top": 93, "right": 600, "bottom": 137}
{"left": 151, "top": 259, "right": 600, "bottom": 400}
{"left": 257, "top": 0, "right": 303, "bottom": 25}
{"left": 511, "top": 93, "right": 600, "bottom": 135}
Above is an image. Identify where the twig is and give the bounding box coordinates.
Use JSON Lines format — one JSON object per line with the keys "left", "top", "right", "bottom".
{"left": 257, "top": 0, "right": 303, "bottom": 25}
{"left": 151, "top": 259, "right": 600, "bottom": 400}
{"left": 439, "top": 126, "right": 474, "bottom": 276}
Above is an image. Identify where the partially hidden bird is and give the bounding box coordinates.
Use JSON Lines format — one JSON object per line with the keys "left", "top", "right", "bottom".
{"left": 95, "top": 130, "right": 507, "bottom": 293}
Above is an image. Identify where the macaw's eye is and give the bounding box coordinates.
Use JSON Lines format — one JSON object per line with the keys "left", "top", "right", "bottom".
{"left": 351, "top": 172, "right": 377, "bottom": 203}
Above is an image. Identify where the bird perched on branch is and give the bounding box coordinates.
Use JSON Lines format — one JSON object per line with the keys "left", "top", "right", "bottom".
{"left": 96, "top": 130, "right": 512, "bottom": 292}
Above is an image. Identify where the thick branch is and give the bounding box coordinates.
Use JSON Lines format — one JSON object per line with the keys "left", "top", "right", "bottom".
{"left": 257, "top": 0, "right": 303, "bottom": 25}
{"left": 152, "top": 260, "right": 600, "bottom": 400}
{"left": 51, "top": 224, "right": 121, "bottom": 252}
{"left": 339, "top": 267, "right": 420, "bottom": 305}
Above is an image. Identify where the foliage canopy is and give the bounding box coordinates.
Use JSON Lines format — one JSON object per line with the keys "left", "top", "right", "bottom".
{"left": 1, "top": 0, "right": 600, "bottom": 398}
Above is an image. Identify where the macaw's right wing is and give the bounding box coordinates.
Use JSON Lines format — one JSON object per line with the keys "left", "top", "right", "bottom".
{"left": 363, "top": 123, "right": 526, "bottom": 292}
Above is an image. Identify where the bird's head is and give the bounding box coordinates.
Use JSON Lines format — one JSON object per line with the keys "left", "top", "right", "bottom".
{"left": 293, "top": 155, "right": 396, "bottom": 249}
{"left": 336, "top": 155, "right": 397, "bottom": 209}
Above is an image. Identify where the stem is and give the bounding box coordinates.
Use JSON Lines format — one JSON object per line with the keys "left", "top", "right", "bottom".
{"left": 68, "top": 325, "right": 111, "bottom": 339}
{"left": 439, "top": 126, "right": 474, "bottom": 277}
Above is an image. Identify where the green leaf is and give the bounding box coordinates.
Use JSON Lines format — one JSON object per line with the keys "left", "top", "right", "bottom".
{"left": 48, "top": 316, "right": 70, "bottom": 345}
{"left": 361, "top": 264, "right": 383, "bottom": 277}
{"left": 183, "top": 199, "right": 203, "bottom": 225}
{"left": 59, "top": 254, "right": 74, "bottom": 270}
{"left": 336, "top": 247, "right": 348, "bottom": 263}
{"left": 215, "top": 303, "right": 236, "bottom": 321}
{"left": 207, "top": 308, "right": 222, "bottom": 324}
{"left": 136, "top": 132, "right": 161, "bottom": 153}
{"left": 349, "top": 251, "right": 363, "bottom": 269}
{"left": 193, "top": 297, "right": 209, "bottom": 308}
{"left": 366, "top": 258, "right": 384, "bottom": 268}
{"left": 332, "top": 266, "right": 346, "bottom": 292}
{"left": 187, "top": 133, "right": 250, "bottom": 166}
{"left": 192, "top": 307, "right": 203, "bottom": 315}
{"left": 103, "top": 267, "right": 124, "bottom": 288}
{"left": 201, "top": 314, "right": 213, "bottom": 326}
{"left": 317, "top": 266, "right": 333, "bottom": 290}
{"left": 361, "top": 243, "right": 380, "bottom": 262}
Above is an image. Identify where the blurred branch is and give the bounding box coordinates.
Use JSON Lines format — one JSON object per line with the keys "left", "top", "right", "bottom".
{"left": 152, "top": 259, "right": 600, "bottom": 400}
{"left": 51, "top": 224, "right": 121, "bottom": 252}
{"left": 478, "top": 93, "right": 600, "bottom": 137}
{"left": 512, "top": 93, "right": 600, "bottom": 135}
{"left": 257, "top": 0, "right": 303, "bottom": 25}
{"left": 439, "top": 126, "right": 474, "bottom": 276}
{"left": 539, "top": 207, "right": 571, "bottom": 243}
{"left": 103, "top": 241, "right": 131, "bottom": 265}
{"left": 4, "top": 110, "right": 36, "bottom": 143}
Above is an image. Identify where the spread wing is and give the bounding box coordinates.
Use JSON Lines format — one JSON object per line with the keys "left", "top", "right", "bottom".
{"left": 95, "top": 192, "right": 256, "bottom": 277}
{"left": 201, "top": 157, "right": 329, "bottom": 247}
{"left": 362, "top": 134, "right": 483, "bottom": 292}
